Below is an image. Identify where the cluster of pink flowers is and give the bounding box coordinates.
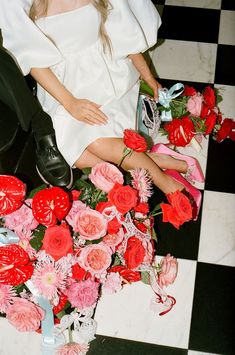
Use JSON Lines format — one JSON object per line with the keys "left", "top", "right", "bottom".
{"left": 0, "top": 155, "right": 178, "bottom": 352}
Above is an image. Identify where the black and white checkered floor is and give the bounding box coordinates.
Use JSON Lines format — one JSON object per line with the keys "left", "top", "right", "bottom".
{"left": 0, "top": 1, "right": 234, "bottom": 354}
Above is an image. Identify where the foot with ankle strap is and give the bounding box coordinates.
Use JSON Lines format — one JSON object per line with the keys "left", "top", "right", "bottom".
{"left": 35, "top": 134, "right": 73, "bottom": 189}
{"left": 151, "top": 143, "right": 204, "bottom": 183}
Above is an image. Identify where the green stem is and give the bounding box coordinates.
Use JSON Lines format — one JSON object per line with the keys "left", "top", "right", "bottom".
{"left": 151, "top": 211, "right": 163, "bottom": 217}
{"left": 68, "top": 326, "right": 73, "bottom": 343}
{"left": 118, "top": 148, "right": 132, "bottom": 168}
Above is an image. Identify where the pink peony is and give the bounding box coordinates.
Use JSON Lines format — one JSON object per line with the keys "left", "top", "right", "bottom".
{"left": 66, "top": 279, "right": 99, "bottom": 310}
{"left": 102, "top": 272, "right": 122, "bottom": 294}
{"left": 79, "top": 244, "right": 112, "bottom": 275}
{"left": 186, "top": 93, "right": 203, "bottom": 117}
{"left": 56, "top": 342, "right": 89, "bottom": 355}
{"left": 158, "top": 254, "right": 178, "bottom": 288}
{"left": 74, "top": 209, "right": 107, "bottom": 240}
{"left": 4, "top": 199, "right": 39, "bottom": 233}
{"left": 65, "top": 200, "right": 88, "bottom": 228}
{"left": 6, "top": 298, "right": 44, "bottom": 332}
{"left": 89, "top": 162, "right": 124, "bottom": 192}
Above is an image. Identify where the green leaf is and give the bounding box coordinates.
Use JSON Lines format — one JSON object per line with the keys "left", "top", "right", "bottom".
{"left": 139, "top": 80, "right": 154, "bottom": 97}
{"left": 141, "top": 271, "right": 150, "bottom": 285}
{"left": 30, "top": 225, "right": 46, "bottom": 251}
{"left": 112, "top": 254, "right": 122, "bottom": 266}
{"left": 151, "top": 227, "right": 158, "bottom": 242}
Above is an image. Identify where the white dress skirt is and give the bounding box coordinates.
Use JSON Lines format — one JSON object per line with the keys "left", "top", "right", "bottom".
{"left": 0, "top": 0, "right": 161, "bottom": 166}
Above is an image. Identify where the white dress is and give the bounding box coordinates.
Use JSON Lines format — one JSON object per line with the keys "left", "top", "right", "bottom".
{"left": 0, "top": 0, "right": 161, "bottom": 166}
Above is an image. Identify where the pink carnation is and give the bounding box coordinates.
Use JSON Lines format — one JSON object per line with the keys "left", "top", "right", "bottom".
{"left": 6, "top": 298, "right": 44, "bottom": 332}
{"left": 65, "top": 200, "right": 88, "bottom": 228}
{"left": 89, "top": 162, "right": 124, "bottom": 192}
{"left": 66, "top": 279, "right": 99, "bottom": 310}
{"left": 186, "top": 93, "right": 203, "bottom": 117}
{"left": 4, "top": 199, "right": 39, "bottom": 233}
{"left": 56, "top": 342, "right": 89, "bottom": 355}
{"left": 0, "top": 285, "right": 16, "bottom": 313}
{"left": 74, "top": 209, "right": 107, "bottom": 240}
{"left": 79, "top": 244, "right": 112, "bottom": 275}
{"left": 102, "top": 272, "right": 122, "bottom": 294}
{"left": 158, "top": 254, "right": 178, "bottom": 288}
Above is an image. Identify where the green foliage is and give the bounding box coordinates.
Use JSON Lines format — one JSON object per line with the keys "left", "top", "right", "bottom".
{"left": 28, "top": 184, "right": 47, "bottom": 198}
{"left": 141, "top": 271, "right": 150, "bottom": 285}
{"left": 30, "top": 225, "right": 46, "bottom": 251}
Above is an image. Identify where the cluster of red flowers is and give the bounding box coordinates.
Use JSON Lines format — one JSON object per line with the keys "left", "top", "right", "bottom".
{"left": 160, "top": 85, "right": 235, "bottom": 147}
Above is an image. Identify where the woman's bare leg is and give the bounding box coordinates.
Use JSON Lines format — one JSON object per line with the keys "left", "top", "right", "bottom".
{"left": 74, "top": 149, "right": 104, "bottom": 169}
{"left": 83, "top": 137, "right": 185, "bottom": 194}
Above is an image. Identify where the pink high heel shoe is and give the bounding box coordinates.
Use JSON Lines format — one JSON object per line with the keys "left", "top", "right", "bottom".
{"left": 164, "top": 169, "right": 202, "bottom": 221}
{"left": 151, "top": 143, "right": 205, "bottom": 183}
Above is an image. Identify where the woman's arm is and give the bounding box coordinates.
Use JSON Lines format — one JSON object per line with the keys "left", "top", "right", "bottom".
{"left": 30, "top": 67, "right": 108, "bottom": 125}
{"left": 128, "top": 53, "right": 162, "bottom": 101}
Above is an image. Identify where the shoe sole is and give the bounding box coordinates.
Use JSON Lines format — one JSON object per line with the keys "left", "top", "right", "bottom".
{"left": 36, "top": 165, "right": 73, "bottom": 190}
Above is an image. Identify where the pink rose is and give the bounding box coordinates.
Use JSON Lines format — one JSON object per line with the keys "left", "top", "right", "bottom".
{"left": 186, "top": 93, "right": 203, "bottom": 117}
{"left": 6, "top": 298, "right": 44, "bottom": 332}
{"left": 158, "top": 254, "right": 178, "bottom": 288}
{"left": 79, "top": 244, "right": 112, "bottom": 275}
{"left": 66, "top": 279, "right": 99, "bottom": 310}
{"left": 65, "top": 200, "right": 88, "bottom": 228}
{"left": 74, "top": 208, "right": 107, "bottom": 240}
{"left": 4, "top": 199, "right": 39, "bottom": 233}
{"left": 89, "top": 162, "right": 124, "bottom": 193}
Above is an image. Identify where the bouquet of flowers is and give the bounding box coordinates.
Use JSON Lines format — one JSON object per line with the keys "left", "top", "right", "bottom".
{"left": 0, "top": 130, "right": 186, "bottom": 355}
{"left": 140, "top": 81, "right": 235, "bottom": 148}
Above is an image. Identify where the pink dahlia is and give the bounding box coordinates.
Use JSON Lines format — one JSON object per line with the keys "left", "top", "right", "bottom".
{"left": 56, "top": 342, "right": 89, "bottom": 355}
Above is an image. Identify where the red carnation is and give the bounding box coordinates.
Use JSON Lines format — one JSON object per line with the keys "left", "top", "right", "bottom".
{"left": 204, "top": 111, "right": 217, "bottom": 135}
{"left": 182, "top": 85, "right": 197, "bottom": 96}
{"left": 216, "top": 118, "right": 235, "bottom": 143}
{"left": 203, "top": 86, "right": 216, "bottom": 109}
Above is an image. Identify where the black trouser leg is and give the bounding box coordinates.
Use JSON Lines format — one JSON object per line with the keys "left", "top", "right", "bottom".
{"left": 0, "top": 48, "right": 54, "bottom": 139}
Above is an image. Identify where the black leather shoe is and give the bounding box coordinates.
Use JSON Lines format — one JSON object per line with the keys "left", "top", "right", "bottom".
{"left": 35, "top": 134, "right": 73, "bottom": 189}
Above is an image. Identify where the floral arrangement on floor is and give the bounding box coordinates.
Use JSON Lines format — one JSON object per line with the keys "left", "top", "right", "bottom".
{"left": 0, "top": 129, "right": 189, "bottom": 355}
{"left": 140, "top": 81, "right": 235, "bottom": 149}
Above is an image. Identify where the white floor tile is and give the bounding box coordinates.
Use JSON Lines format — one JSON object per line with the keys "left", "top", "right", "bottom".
{"left": 94, "top": 258, "right": 197, "bottom": 349}
{"left": 214, "top": 84, "right": 235, "bottom": 119}
{"left": 218, "top": 10, "right": 235, "bottom": 45}
{"left": 188, "top": 351, "right": 222, "bottom": 355}
{"left": 198, "top": 191, "right": 235, "bottom": 267}
{"left": 151, "top": 40, "right": 217, "bottom": 84}
{"left": 165, "top": 0, "right": 221, "bottom": 9}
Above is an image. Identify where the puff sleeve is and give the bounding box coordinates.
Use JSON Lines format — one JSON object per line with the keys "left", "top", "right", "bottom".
{"left": 0, "top": 0, "right": 63, "bottom": 75}
{"left": 105, "top": 0, "right": 161, "bottom": 58}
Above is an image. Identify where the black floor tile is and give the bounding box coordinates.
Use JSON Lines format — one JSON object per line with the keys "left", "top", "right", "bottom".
{"left": 158, "top": 6, "right": 220, "bottom": 43}
{"left": 152, "top": 0, "right": 166, "bottom": 5}
{"left": 189, "top": 262, "right": 235, "bottom": 354}
{"left": 215, "top": 45, "right": 235, "bottom": 86}
{"left": 205, "top": 136, "right": 235, "bottom": 193}
{"left": 150, "top": 187, "right": 203, "bottom": 261}
{"left": 221, "top": 0, "right": 235, "bottom": 10}
{"left": 89, "top": 335, "right": 187, "bottom": 355}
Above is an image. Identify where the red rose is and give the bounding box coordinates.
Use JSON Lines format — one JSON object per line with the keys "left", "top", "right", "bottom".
{"left": 204, "top": 111, "right": 217, "bottom": 135}
{"left": 42, "top": 225, "right": 73, "bottom": 261}
{"left": 134, "top": 202, "right": 149, "bottom": 214}
{"left": 108, "top": 265, "right": 141, "bottom": 283}
{"left": 182, "top": 85, "right": 197, "bottom": 96}
{"left": 164, "top": 116, "right": 195, "bottom": 147}
{"left": 108, "top": 183, "right": 138, "bottom": 214}
{"left": 32, "top": 187, "right": 71, "bottom": 227}
{"left": 95, "top": 201, "right": 112, "bottom": 212}
{"left": 203, "top": 86, "right": 216, "bottom": 109}
{"left": 124, "top": 236, "right": 145, "bottom": 269}
{"left": 160, "top": 190, "right": 192, "bottom": 229}
{"left": 123, "top": 129, "right": 148, "bottom": 152}
{"left": 216, "top": 118, "right": 235, "bottom": 142}
{"left": 107, "top": 217, "right": 121, "bottom": 234}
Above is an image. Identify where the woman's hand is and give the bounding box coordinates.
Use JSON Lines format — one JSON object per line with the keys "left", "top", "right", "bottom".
{"left": 142, "top": 74, "right": 162, "bottom": 102}
{"left": 65, "top": 97, "right": 108, "bottom": 125}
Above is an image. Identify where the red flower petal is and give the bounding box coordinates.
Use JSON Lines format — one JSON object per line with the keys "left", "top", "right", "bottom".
{"left": 0, "top": 244, "right": 33, "bottom": 286}
{"left": 0, "top": 175, "right": 26, "bottom": 216}
{"left": 32, "top": 187, "right": 71, "bottom": 227}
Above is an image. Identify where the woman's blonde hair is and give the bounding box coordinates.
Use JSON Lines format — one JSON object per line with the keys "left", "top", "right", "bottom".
{"left": 29, "top": 0, "right": 112, "bottom": 53}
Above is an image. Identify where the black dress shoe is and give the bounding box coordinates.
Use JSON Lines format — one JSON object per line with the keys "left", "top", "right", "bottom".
{"left": 35, "top": 134, "right": 73, "bottom": 189}
{"left": 0, "top": 102, "right": 19, "bottom": 154}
